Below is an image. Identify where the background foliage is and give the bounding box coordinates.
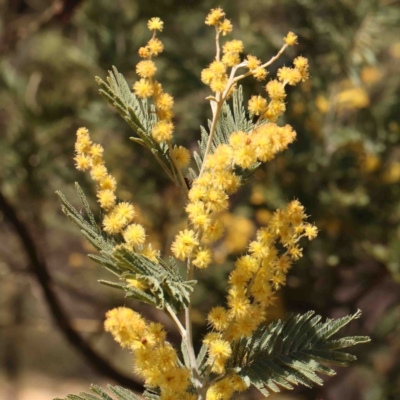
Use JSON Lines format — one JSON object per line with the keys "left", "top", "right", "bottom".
{"left": 0, "top": 0, "right": 399, "bottom": 399}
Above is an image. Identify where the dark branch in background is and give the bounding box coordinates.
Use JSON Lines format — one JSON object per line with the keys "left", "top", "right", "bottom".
{"left": 0, "top": 189, "right": 144, "bottom": 392}
{"left": 0, "top": 0, "right": 85, "bottom": 54}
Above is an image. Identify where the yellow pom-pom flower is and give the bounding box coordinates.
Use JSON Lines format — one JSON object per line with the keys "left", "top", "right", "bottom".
{"left": 193, "top": 247, "right": 212, "bottom": 269}
{"left": 90, "top": 164, "right": 108, "bottom": 182}
{"left": 201, "top": 68, "right": 214, "bottom": 85}
{"left": 284, "top": 31, "right": 298, "bottom": 46}
{"left": 155, "top": 92, "right": 174, "bottom": 111}
{"left": 171, "top": 146, "right": 191, "bottom": 168}
{"left": 222, "top": 52, "right": 240, "bottom": 67}
{"left": 252, "top": 67, "right": 268, "bottom": 81}
{"left": 171, "top": 229, "right": 199, "bottom": 260}
{"left": 266, "top": 79, "right": 286, "bottom": 100}
{"left": 147, "top": 38, "right": 164, "bottom": 56}
{"left": 206, "top": 378, "right": 234, "bottom": 400}
{"left": 136, "top": 60, "right": 157, "bottom": 78}
{"left": 133, "top": 79, "right": 154, "bottom": 98}
{"left": 248, "top": 95, "right": 267, "bottom": 116}
{"left": 97, "top": 189, "right": 116, "bottom": 211}
{"left": 90, "top": 143, "right": 104, "bottom": 159}
{"left": 246, "top": 54, "right": 261, "bottom": 70}
{"left": 210, "top": 76, "right": 228, "bottom": 93}
{"left": 123, "top": 223, "right": 146, "bottom": 247}
{"left": 208, "top": 339, "right": 232, "bottom": 361}
{"left": 113, "top": 202, "right": 135, "bottom": 225}
{"left": 277, "top": 66, "right": 302, "bottom": 86}
{"left": 202, "top": 220, "right": 225, "bottom": 242}
{"left": 264, "top": 100, "right": 286, "bottom": 122}
{"left": 207, "top": 306, "right": 230, "bottom": 331}
{"left": 74, "top": 154, "right": 91, "bottom": 171}
{"left": 227, "top": 287, "right": 250, "bottom": 318}
{"left": 209, "top": 60, "right": 227, "bottom": 76}
{"left": 75, "top": 136, "right": 92, "bottom": 154}
{"left": 208, "top": 339, "right": 232, "bottom": 373}
{"left": 99, "top": 175, "right": 117, "bottom": 191}
{"left": 152, "top": 120, "right": 174, "bottom": 143}
{"left": 76, "top": 127, "right": 89, "bottom": 138}
{"left": 205, "top": 8, "right": 225, "bottom": 26}
{"left": 222, "top": 40, "right": 244, "bottom": 55}
{"left": 147, "top": 17, "right": 163, "bottom": 31}
{"left": 219, "top": 19, "right": 233, "bottom": 36}
{"left": 204, "top": 188, "right": 229, "bottom": 212}
{"left": 103, "top": 212, "right": 125, "bottom": 234}
{"left": 304, "top": 223, "right": 318, "bottom": 240}
{"left": 104, "top": 307, "right": 147, "bottom": 348}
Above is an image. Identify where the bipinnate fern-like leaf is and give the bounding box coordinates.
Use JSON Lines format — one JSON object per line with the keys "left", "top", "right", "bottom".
{"left": 54, "top": 384, "right": 141, "bottom": 400}
{"left": 95, "top": 67, "right": 176, "bottom": 183}
{"left": 102, "top": 249, "right": 196, "bottom": 313}
{"left": 56, "top": 183, "right": 195, "bottom": 313}
{"left": 227, "top": 309, "right": 370, "bottom": 397}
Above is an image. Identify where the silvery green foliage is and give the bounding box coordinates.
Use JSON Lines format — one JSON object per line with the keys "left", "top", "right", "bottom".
{"left": 227, "top": 310, "right": 370, "bottom": 397}
{"left": 55, "top": 384, "right": 140, "bottom": 400}
{"left": 95, "top": 67, "right": 177, "bottom": 183}
{"left": 55, "top": 308, "right": 368, "bottom": 400}
{"left": 99, "top": 250, "right": 196, "bottom": 313}
{"left": 56, "top": 183, "right": 195, "bottom": 313}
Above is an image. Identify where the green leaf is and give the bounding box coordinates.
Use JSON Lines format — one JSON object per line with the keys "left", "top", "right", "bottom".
{"left": 95, "top": 67, "right": 176, "bottom": 184}
{"left": 110, "top": 248, "right": 196, "bottom": 312}
{"left": 227, "top": 310, "right": 370, "bottom": 397}
{"left": 57, "top": 186, "right": 194, "bottom": 312}
{"left": 180, "top": 340, "right": 191, "bottom": 369}
{"left": 54, "top": 384, "right": 140, "bottom": 400}
{"left": 196, "top": 343, "right": 208, "bottom": 373}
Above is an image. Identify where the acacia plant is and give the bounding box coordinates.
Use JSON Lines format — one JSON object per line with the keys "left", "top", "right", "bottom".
{"left": 56, "top": 8, "right": 370, "bottom": 400}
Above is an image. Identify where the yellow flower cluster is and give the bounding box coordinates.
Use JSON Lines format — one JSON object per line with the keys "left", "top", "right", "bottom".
{"left": 105, "top": 307, "right": 194, "bottom": 400}
{"left": 246, "top": 54, "right": 268, "bottom": 81}
{"left": 201, "top": 12, "right": 307, "bottom": 99}
{"left": 199, "top": 201, "right": 317, "bottom": 399}
{"left": 133, "top": 18, "right": 175, "bottom": 144}
{"left": 206, "top": 373, "right": 248, "bottom": 400}
{"left": 206, "top": 200, "right": 317, "bottom": 344}
{"left": 92, "top": 9, "right": 317, "bottom": 400}
{"left": 74, "top": 127, "right": 158, "bottom": 261}
{"left": 205, "top": 8, "right": 232, "bottom": 36}
{"left": 247, "top": 56, "right": 309, "bottom": 122}
{"left": 171, "top": 123, "right": 297, "bottom": 268}
{"left": 201, "top": 9, "right": 238, "bottom": 92}
{"left": 201, "top": 60, "right": 229, "bottom": 94}
{"left": 171, "top": 146, "right": 191, "bottom": 169}
{"left": 172, "top": 14, "right": 306, "bottom": 270}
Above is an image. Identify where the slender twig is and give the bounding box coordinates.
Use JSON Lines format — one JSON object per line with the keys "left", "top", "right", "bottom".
{"left": 222, "top": 63, "right": 245, "bottom": 99}
{"left": 233, "top": 43, "right": 288, "bottom": 83}
{"left": 166, "top": 304, "right": 187, "bottom": 339}
{"left": 198, "top": 25, "right": 226, "bottom": 178}
{"left": 184, "top": 258, "right": 203, "bottom": 396}
{"left": 199, "top": 100, "right": 223, "bottom": 177}
{"left": 215, "top": 27, "right": 221, "bottom": 61}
